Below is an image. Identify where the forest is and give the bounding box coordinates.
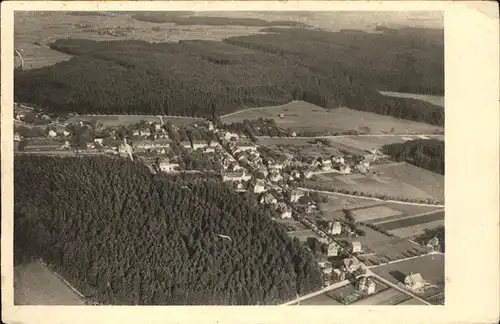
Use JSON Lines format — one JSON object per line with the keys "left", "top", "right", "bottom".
{"left": 382, "top": 139, "right": 445, "bottom": 175}
{"left": 14, "top": 27, "right": 444, "bottom": 125}
{"left": 14, "top": 155, "right": 322, "bottom": 305}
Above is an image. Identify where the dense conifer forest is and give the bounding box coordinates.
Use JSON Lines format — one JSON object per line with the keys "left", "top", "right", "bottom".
{"left": 14, "top": 155, "right": 322, "bottom": 305}
{"left": 382, "top": 139, "right": 445, "bottom": 175}
{"left": 14, "top": 27, "right": 444, "bottom": 125}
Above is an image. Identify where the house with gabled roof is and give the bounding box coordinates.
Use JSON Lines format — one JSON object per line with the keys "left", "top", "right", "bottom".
{"left": 404, "top": 273, "right": 424, "bottom": 290}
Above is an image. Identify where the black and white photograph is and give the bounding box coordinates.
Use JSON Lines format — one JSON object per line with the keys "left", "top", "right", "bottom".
{"left": 1, "top": 1, "right": 499, "bottom": 324}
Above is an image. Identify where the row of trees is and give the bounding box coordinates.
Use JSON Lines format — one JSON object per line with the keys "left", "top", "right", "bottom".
{"left": 381, "top": 139, "right": 445, "bottom": 175}
{"left": 15, "top": 26, "right": 443, "bottom": 126}
{"left": 14, "top": 155, "right": 323, "bottom": 305}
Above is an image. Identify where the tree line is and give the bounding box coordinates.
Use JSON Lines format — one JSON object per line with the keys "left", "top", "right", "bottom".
{"left": 382, "top": 139, "right": 444, "bottom": 175}
{"left": 14, "top": 155, "right": 322, "bottom": 305}
{"left": 15, "top": 26, "right": 443, "bottom": 126}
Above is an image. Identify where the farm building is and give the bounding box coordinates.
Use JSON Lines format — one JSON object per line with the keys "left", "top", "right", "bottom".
{"left": 404, "top": 273, "right": 424, "bottom": 291}
{"left": 203, "top": 147, "right": 215, "bottom": 153}
{"left": 351, "top": 241, "right": 362, "bottom": 253}
{"left": 328, "top": 221, "right": 342, "bottom": 235}
{"left": 278, "top": 203, "right": 292, "bottom": 219}
{"left": 192, "top": 140, "right": 208, "bottom": 150}
{"left": 236, "top": 143, "right": 258, "bottom": 151}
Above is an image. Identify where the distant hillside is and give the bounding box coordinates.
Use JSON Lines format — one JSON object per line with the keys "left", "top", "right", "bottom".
{"left": 382, "top": 139, "right": 445, "bottom": 175}
{"left": 131, "top": 13, "right": 312, "bottom": 27}
{"left": 14, "top": 27, "right": 443, "bottom": 126}
{"left": 14, "top": 155, "right": 322, "bottom": 305}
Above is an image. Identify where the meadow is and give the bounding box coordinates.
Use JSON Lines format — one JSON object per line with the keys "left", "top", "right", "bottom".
{"left": 327, "top": 134, "right": 444, "bottom": 154}
{"left": 222, "top": 101, "right": 443, "bottom": 135}
{"left": 14, "top": 261, "right": 85, "bottom": 305}
{"left": 15, "top": 12, "right": 270, "bottom": 70}
{"left": 65, "top": 115, "right": 203, "bottom": 127}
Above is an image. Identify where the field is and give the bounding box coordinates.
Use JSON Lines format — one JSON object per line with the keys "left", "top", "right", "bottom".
{"left": 352, "top": 205, "right": 404, "bottom": 222}
{"left": 396, "top": 297, "right": 428, "bottom": 305}
{"left": 379, "top": 210, "right": 445, "bottom": 231}
{"left": 14, "top": 261, "right": 85, "bottom": 305}
{"left": 318, "top": 194, "right": 384, "bottom": 221}
{"left": 327, "top": 134, "right": 444, "bottom": 153}
{"left": 351, "top": 288, "right": 412, "bottom": 305}
{"left": 296, "top": 293, "right": 343, "bottom": 305}
{"left": 287, "top": 229, "right": 324, "bottom": 243}
{"left": 222, "top": 101, "right": 444, "bottom": 135}
{"left": 15, "top": 12, "right": 271, "bottom": 70}
{"left": 371, "top": 253, "right": 445, "bottom": 303}
{"left": 65, "top": 115, "right": 203, "bottom": 127}
{"left": 306, "top": 162, "right": 444, "bottom": 202}
{"left": 379, "top": 91, "right": 444, "bottom": 108}
{"left": 337, "top": 224, "right": 429, "bottom": 266}
{"left": 389, "top": 219, "right": 445, "bottom": 238}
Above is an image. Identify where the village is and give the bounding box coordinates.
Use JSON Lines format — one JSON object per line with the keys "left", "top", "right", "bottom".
{"left": 13, "top": 103, "right": 444, "bottom": 306}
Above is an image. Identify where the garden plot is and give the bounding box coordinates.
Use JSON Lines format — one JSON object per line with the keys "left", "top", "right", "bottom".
{"left": 352, "top": 206, "right": 404, "bottom": 223}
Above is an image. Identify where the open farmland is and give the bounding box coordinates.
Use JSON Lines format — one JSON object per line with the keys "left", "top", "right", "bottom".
{"left": 371, "top": 162, "right": 444, "bottom": 201}
{"left": 305, "top": 162, "right": 444, "bottom": 202}
{"left": 379, "top": 210, "right": 444, "bottom": 231}
{"left": 14, "top": 12, "right": 273, "bottom": 70}
{"left": 379, "top": 91, "right": 444, "bottom": 108}
{"left": 327, "top": 134, "right": 444, "bottom": 153}
{"left": 318, "top": 194, "right": 384, "bottom": 220}
{"left": 295, "top": 292, "right": 343, "bottom": 305}
{"left": 389, "top": 219, "right": 445, "bottom": 238}
{"left": 14, "top": 261, "right": 85, "bottom": 305}
{"left": 65, "top": 115, "right": 202, "bottom": 127}
{"left": 337, "top": 225, "right": 429, "bottom": 266}
{"left": 371, "top": 253, "right": 445, "bottom": 303}
{"left": 351, "top": 287, "right": 411, "bottom": 305}
{"left": 222, "top": 101, "right": 443, "bottom": 135}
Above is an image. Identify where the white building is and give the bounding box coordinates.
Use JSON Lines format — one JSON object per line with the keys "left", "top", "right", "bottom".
{"left": 290, "top": 190, "right": 304, "bottom": 203}
{"left": 47, "top": 129, "right": 57, "bottom": 137}
{"left": 303, "top": 170, "right": 313, "bottom": 179}
{"left": 327, "top": 243, "right": 339, "bottom": 257}
{"left": 328, "top": 221, "right": 342, "bottom": 235}
{"left": 351, "top": 241, "right": 362, "bottom": 253}
{"left": 269, "top": 173, "right": 283, "bottom": 183}
{"left": 159, "top": 161, "right": 179, "bottom": 172}
{"left": 222, "top": 170, "right": 252, "bottom": 182}
{"left": 63, "top": 130, "right": 71, "bottom": 137}
{"left": 94, "top": 138, "right": 104, "bottom": 144}
{"left": 340, "top": 165, "right": 351, "bottom": 175}
{"left": 321, "top": 159, "right": 332, "bottom": 171}
{"left": 254, "top": 181, "right": 267, "bottom": 194}
{"left": 404, "top": 273, "right": 424, "bottom": 291}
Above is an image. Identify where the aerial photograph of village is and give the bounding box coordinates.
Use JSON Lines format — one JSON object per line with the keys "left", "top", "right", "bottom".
{"left": 12, "top": 10, "right": 445, "bottom": 306}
